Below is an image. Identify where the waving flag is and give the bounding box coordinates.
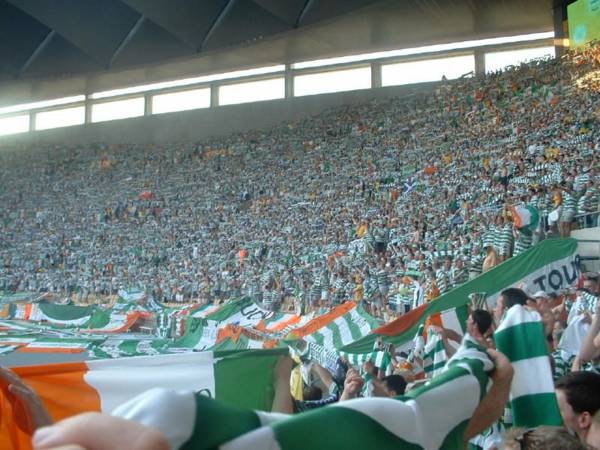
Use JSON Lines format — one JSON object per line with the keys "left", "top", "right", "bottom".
{"left": 0, "top": 350, "right": 286, "bottom": 450}
{"left": 295, "top": 303, "right": 380, "bottom": 350}
{"left": 7, "top": 302, "right": 95, "bottom": 326}
{"left": 510, "top": 204, "right": 540, "bottom": 231}
{"left": 109, "top": 342, "right": 494, "bottom": 450}
{"left": 341, "top": 238, "right": 579, "bottom": 355}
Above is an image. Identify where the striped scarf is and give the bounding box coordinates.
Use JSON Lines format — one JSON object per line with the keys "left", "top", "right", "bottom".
{"left": 552, "top": 350, "right": 574, "bottom": 381}
{"left": 422, "top": 330, "right": 448, "bottom": 377}
{"left": 340, "top": 349, "right": 393, "bottom": 375}
{"left": 494, "top": 305, "right": 562, "bottom": 427}
{"left": 114, "top": 343, "right": 494, "bottom": 450}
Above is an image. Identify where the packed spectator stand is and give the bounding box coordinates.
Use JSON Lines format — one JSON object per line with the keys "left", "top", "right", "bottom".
{"left": 1, "top": 40, "right": 600, "bottom": 450}
{"left": 2, "top": 44, "right": 599, "bottom": 323}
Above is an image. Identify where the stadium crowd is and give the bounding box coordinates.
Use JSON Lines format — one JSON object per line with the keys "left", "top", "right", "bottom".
{"left": 1, "top": 37, "right": 600, "bottom": 450}
{"left": 1, "top": 285, "right": 600, "bottom": 449}
{"left": 1, "top": 43, "right": 600, "bottom": 323}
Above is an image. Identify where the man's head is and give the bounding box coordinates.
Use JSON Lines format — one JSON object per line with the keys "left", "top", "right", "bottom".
{"left": 381, "top": 374, "right": 407, "bottom": 397}
{"left": 555, "top": 371, "right": 600, "bottom": 440}
{"left": 494, "top": 287, "right": 529, "bottom": 322}
{"left": 503, "top": 426, "right": 586, "bottom": 450}
{"left": 584, "top": 273, "right": 599, "bottom": 294}
{"left": 302, "top": 385, "right": 322, "bottom": 401}
{"left": 467, "top": 309, "right": 493, "bottom": 340}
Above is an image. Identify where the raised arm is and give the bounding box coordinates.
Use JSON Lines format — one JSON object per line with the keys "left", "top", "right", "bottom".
{"left": 463, "top": 349, "right": 514, "bottom": 443}
{"left": 271, "top": 356, "right": 295, "bottom": 414}
{"left": 580, "top": 302, "right": 600, "bottom": 363}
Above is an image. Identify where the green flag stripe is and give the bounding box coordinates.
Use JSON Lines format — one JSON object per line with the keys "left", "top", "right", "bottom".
{"left": 511, "top": 393, "right": 563, "bottom": 427}
{"left": 345, "top": 312, "right": 362, "bottom": 342}
{"left": 273, "top": 406, "right": 422, "bottom": 450}
{"left": 494, "top": 321, "right": 549, "bottom": 362}
{"left": 38, "top": 302, "right": 95, "bottom": 320}
{"left": 311, "top": 330, "right": 325, "bottom": 347}
{"left": 455, "top": 306, "right": 469, "bottom": 333}
{"left": 424, "top": 360, "right": 447, "bottom": 374}
{"left": 214, "top": 349, "right": 285, "bottom": 411}
{"left": 181, "top": 395, "right": 262, "bottom": 450}
{"left": 330, "top": 319, "right": 344, "bottom": 349}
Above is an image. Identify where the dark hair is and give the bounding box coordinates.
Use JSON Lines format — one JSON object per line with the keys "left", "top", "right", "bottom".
{"left": 505, "top": 426, "right": 586, "bottom": 450}
{"left": 501, "top": 287, "right": 529, "bottom": 309}
{"left": 555, "top": 371, "right": 600, "bottom": 415}
{"left": 471, "top": 309, "right": 492, "bottom": 335}
{"left": 382, "top": 374, "right": 407, "bottom": 396}
{"left": 303, "top": 385, "right": 322, "bottom": 401}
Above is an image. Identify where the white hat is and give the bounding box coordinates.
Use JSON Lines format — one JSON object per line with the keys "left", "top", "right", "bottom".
{"left": 531, "top": 290, "right": 547, "bottom": 299}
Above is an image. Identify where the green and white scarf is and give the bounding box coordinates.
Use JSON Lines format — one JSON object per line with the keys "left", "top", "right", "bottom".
{"left": 114, "top": 342, "right": 494, "bottom": 450}
{"left": 494, "top": 305, "right": 562, "bottom": 427}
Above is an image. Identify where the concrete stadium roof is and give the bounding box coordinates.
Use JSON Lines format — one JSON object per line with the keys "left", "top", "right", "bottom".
{"left": 0, "top": 0, "right": 569, "bottom": 104}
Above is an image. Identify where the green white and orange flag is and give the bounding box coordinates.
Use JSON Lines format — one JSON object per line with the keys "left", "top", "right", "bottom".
{"left": 109, "top": 339, "right": 495, "bottom": 450}
{"left": 0, "top": 349, "right": 286, "bottom": 450}
{"left": 341, "top": 238, "right": 579, "bottom": 354}
{"left": 510, "top": 204, "right": 540, "bottom": 231}
{"left": 300, "top": 303, "right": 380, "bottom": 350}
{"left": 201, "top": 298, "right": 303, "bottom": 334}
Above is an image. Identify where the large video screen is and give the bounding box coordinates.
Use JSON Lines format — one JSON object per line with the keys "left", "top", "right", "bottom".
{"left": 569, "top": 0, "right": 600, "bottom": 48}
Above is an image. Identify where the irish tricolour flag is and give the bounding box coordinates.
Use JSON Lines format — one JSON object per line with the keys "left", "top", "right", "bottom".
{"left": 510, "top": 204, "right": 540, "bottom": 231}
{"left": 0, "top": 349, "right": 286, "bottom": 450}
{"left": 110, "top": 340, "right": 495, "bottom": 450}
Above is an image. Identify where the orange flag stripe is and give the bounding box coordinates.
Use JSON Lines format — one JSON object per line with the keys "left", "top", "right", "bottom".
{"left": 1, "top": 362, "right": 100, "bottom": 450}
{"left": 371, "top": 303, "right": 428, "bottom": 336}
{"left": 290, "top": 302, "right": 357, "bottom": 338}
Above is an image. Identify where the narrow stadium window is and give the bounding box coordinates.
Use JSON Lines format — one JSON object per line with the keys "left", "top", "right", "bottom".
{"left": 485, "top": 46, "right": 556, "bottom": 73}
{"left": 152, "top": 88, "right": 211, "bottom": 114}
{"left": 91, "top": 65, "right": 285, "bottom": 100}
{"left": 294, "top": 66, "right": 371, "bottom": 97}
{"left": 0, "top": 95, "right": 85, "bottom": 116}
{"left": 292, "top": 31, "right": 554, "bottom": 69}
{"left": 0, "top": 115, "right": 30, "bottom": 136}
{"left": 218, "top": 78, "right": 285, "bottom": 106}
{"left": 382, "top": 54, "right": 475, "bottom": 87}
{"left": 35, "top": 106, "right": 85, "bottom": 131}
{"left": 91, "top": 97, "right": 145, "bottom": 123}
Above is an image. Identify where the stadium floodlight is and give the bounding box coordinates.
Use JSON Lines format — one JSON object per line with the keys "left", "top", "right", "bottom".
{"left": 292, "top": 31, "right": 555, "bottom": 70}
{"left": 91, "top": 65, "right": 286, "bottom": 100}
{"left": 0, "top": 95, "right": 85, "bottom": 116}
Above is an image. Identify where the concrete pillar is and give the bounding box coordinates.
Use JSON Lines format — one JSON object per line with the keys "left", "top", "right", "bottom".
{"left": 144, "top": 93, "right": 152, "bottom": 116}
{"left": 210, "top": 83, "right": 219, "bottom": 107}
{"left": 474, "top": 49, "right": 486, "bottom": 77}
{"left": 371, "top": 62, "right": 382, "bottom": 88}
{"left": 285, "top": 64, "right": 294, "bottom": 98}
{"left": 553, "top": 3, "right": 568, "bottom": 58}
{"left": 84, "top": 98, "right": 92, "bottom": 123}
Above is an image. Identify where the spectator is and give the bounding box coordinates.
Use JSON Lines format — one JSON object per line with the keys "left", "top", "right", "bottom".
{"left": 555, "top": 371, "right": 600, "bottom": 442}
